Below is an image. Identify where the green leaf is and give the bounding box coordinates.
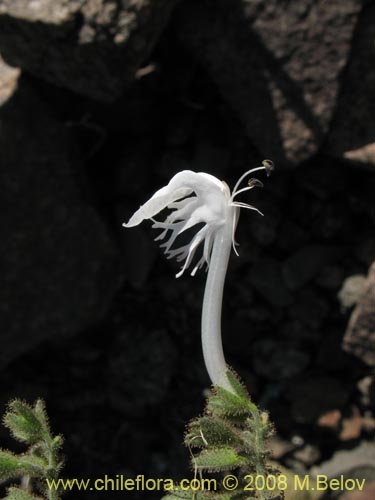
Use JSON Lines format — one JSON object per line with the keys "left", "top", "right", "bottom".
{"left": 33, "top": 400, "right": 50, "bottom": 434}
{"left": 207, "top": 388, "right": 252, "bottom": 420}
{"left": 0, "top": 399, "right": 64, "bottom": 500}
{"left": 194, "top": 448, "right": 245, "bottom": 472}
{"left": 3, "top": 400, "right": 45, "bottom": 444}
{"left": 5, "top": 486, "right": 44, "bottom": 500}
{"left": 185, "top": 416, "right": 242, "bottom": 449}
{"left": 51, "top": 435, "right": 64, "bottom": 453}
{"left": 0, "top": 449, "right": 22, "bottom": 480}
{"left": 29, "top": 439, "right": 62, "bottom": 468}
{"left": 18, "top": 454, "right": 47, "bottom": 476}
{"left": 226, "top": 370, "right": 250, "bottom": 402}
{"left": 0, "top": 450, "right": 43, "bottom": 481}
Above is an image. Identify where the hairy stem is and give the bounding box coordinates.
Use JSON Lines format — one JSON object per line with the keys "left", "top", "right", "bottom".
{"left": 44, "top": 432, "right": 59, "bottom": 500}
{"left": 201, "top": 207, "right": 236, "bottom": 393}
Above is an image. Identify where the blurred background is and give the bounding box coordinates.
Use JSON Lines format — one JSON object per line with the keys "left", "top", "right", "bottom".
{"left": 0, "top": 0, "right": 374, "bottom": 498}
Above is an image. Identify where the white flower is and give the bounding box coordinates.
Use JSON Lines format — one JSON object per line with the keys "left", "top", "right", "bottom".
{"left": 123, "top": 165, "right": 270, "bottom": 278}
{"left": 123, "top": 161, "right": 273, "bottom": 392}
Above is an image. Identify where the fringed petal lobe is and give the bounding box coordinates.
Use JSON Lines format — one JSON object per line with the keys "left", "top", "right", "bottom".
{"left": 123, "top": 170, "right": 231, "bottom": 277}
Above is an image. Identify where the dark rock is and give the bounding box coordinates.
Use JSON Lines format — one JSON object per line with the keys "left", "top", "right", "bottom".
{"left": 117, "top": 202, "right": 157, "bottom": 290}
{"left": 246, "top": 304, "right": 271, "bottom": 324}
{"left": 277, "top": 219, "right": 309, "bottom": 253}
{"left": 232, "top": 238, "right": 262, "bottom": 268}
{"left": 264, "top": 173, "right": 290, "bottom": 201}
{"left": 325, "top": 1, "right": 375, "bottom": 169}
{"left": 287, "top": 376, "right": 349, "bottom": 424}
{"left": 316, "top": 329, "right": 365, "bottom": 375}
{"left": 249, "top": 200, "right": 281, "bottom": 246}
{"left": 160, "top": 148, "right": 191, "bottom": 181}
{"left": 252, "top": 339, "right": 309, "bottom": 379}
{"left": 295, "top": 164, "right": 346, "bottom": 200}
{"left": 282, "top": 245, "right": 339, "bottom": 291}
{"left": 113, "top": 142, "right": 157, "bottom": 200}
{"left": 120, "top": 225, "right": 157, "bottom": 290}
{"left": 280, "top": 320, "right": 320, "bottom": 342}
{"left": 343, "top": 262, "right": 375, "bottom": 366}
{"left": 107, "top": 327, "right": 177, "bottom": 414}
{"left": 225, "top": 324, "right": 263, "bottom": 365}
{"left": 193, "top": 139, "right": 231, "bottom": 174}
{"left": 249, "top": 257, "right": 294, "bottom": 307}
{"left": 288, "top": 190, "right": 320, "bottom": 226}
{"left": 229, "top": 281, "right": 255, "bottom": 309}
{"left": 0, "top": 0, "right": 179, "bottom": 101}
{"left": 265, "top": 398, "right": 294, "bottom": 435}
{"left": 0, "top": 75, "right": 119, "bottom": 368}
{"left": 176, "top": 0, "right": 363, "bottom": 164}
{"left": 316, "top": 265, "right": 345, "bottom": 290}
{"left": 289, "top": 288, "right": 330, "bottom": 330}
{"left": 355, "top": 238, "right": 375, "bottom": 267}
{"left": 312, "top": 202, "right": 349, "bottom": 240}
{"left": 166, "top": 111, "right": 194, "bottom": 147}
{"left": 224, "top": 305, "right": 274, "bottom": 362}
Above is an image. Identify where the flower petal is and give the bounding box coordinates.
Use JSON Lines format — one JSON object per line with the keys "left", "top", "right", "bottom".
{"left": 123, "top": 170, "right": 226, "bottom": 228}
{"left": 124, "top": 186, "right": 192, "bottom": 227}
{"left": 123, "top": 170, "right": 231, "bottom": 277}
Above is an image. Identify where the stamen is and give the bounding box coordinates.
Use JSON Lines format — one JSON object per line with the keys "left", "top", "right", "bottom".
{"left": 231, "top": 165, "right": 266, "bottom": 197}
{"left": 248, "top": 178, "right": 264, "bottom": 189}
{"left": 231, "top": 181, "right": 262, "bottom": 200}
{"left": 231, "top": 159, "right": 274, "bottom": 199}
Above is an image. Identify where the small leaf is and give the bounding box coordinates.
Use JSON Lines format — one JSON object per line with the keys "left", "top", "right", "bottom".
{"left": 18, "top": 454, "right": 47, "bottom": 476}
{"left": 29, "top": 439, "right": 63, "bottom": 469}
{"left": 51, "top": 435, "right": 64, "bottom": 453}
{"left": 5, "top": 486, "right": 44, "bottom": 500}
{"left": 186, "top": 417, "right": 241, "bottom": 449}
{"left": 33, "top": 400, "right": 50, "bottom": 434}
{"left": 194, "top": 448, "right": 245, "bottom": 472}
{"left": 0, "top": 449, "right": 21, "bottom": 480}
{"left": 207, "top": 388, "right": 252, "bottom": 420}
{"left": 226, "top": 370, "right": 250, "bottom": 402}
{"left": 0, "top": 450, "right": 43, "bottom": 481}
{"left": 3, "top": 400, "right": 44, "bottom": 444}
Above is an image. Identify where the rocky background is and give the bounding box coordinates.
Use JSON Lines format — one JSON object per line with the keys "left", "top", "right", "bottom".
{"left": 0, "top": 0, "right": 374, "bottom": 499}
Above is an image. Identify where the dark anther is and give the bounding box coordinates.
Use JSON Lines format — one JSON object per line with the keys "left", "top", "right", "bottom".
{"left": 248, "top": 178, "right": 264, "bottom": 188}
{"left": 262, "top": 159, "right": 275, "bottom": 177}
